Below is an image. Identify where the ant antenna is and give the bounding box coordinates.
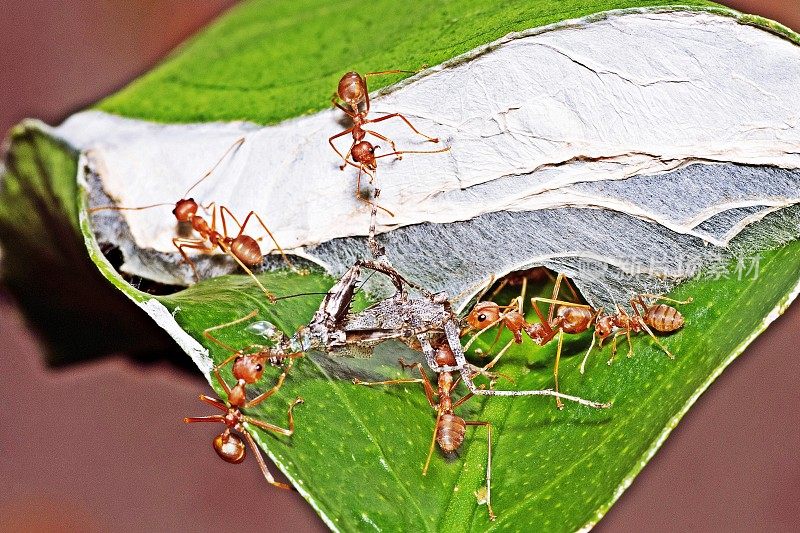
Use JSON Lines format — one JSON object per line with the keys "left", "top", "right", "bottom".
{"left": 272, "top": 291, "right": 329, "bottom": 302}
{"left": 89, "top": 202, "right": 173, "bottom": 213}
{"left": 182, "top": 137, "right": 246, "bottom": 198}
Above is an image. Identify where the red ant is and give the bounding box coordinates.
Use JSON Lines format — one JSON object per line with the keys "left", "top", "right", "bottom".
{"left": 354, "top": 336, "right": 609, "bottom": 520}
{"left": 329, "top": 70, "right": 450, "bottom": 199}
{"left": 466, "top": 273, "right": 691, "bottom": 408}
{"left": 581, "top": 293, "right": 692, "bottom": 372}
{"left": 354, "top": 342, "right": 497, "bottom": 520}
{"left": 465, "top": 273, "right": 593, "bottom": 409}
{"left": 184, "top": 311, "right": 304, "bottom": 489}
{"left": 90, "top": 138, "right": 294, "bottom": 302}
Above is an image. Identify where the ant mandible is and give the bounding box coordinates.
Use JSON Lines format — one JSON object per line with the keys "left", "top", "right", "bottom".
{"left": 90, "top": 138, "right": 295, "bottom": 302}
{"left": 329, "top": 70, "right": 450, "bottom": 199}
{"left": 184, "top": 311, "right": 304, "bottom": 489}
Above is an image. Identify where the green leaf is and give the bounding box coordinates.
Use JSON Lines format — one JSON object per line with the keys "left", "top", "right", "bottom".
{"left": 85, "top": 197, "right": 800, "bottom": 531}
{"left": 0, "top": 124, "right": 175, "bottom": 364}
{"left": 4, "top": 1, "right": 800, "bottom": 531}
{"left": 96, "top": 0, "right": 723, "bottom": 125}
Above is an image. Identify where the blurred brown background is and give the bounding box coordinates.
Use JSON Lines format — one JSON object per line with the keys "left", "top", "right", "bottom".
{"left": 1, "top": 1, "right": 798, "bottom": 531}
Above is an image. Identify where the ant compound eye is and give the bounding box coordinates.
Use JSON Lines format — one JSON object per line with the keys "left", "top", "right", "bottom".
{"left": 478, "top": 314, "right": 487, "bottom": 322}
{"left": 255, "top": 364, "right": 263, "bottom": 372}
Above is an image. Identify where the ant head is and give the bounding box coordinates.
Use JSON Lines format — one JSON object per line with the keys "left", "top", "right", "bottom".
{"left": 352, "top": 141, "right": 378, "bottom": 168}
{"left": 466, "top": 301, "right": 500, "bottom": 330}
{"left": 595, "top": 315, "right": 615, "bottom": 338}
{"left": 338, "top": 71, "right": 367, "bottom": 107}
{"left": 213, "top": 431, "right": 246, "bottom": 464}
{"left": 434, "top": 343, "right": 457, "bottom": 366}
{"left": 232, "top": 353, "right": 268, "bottom": 384}
{"left": 172, "top": 198, "right": 198, "bottom": 222}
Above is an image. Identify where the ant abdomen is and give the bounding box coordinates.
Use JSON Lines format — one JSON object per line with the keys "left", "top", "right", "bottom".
{"left": 230, "top": 235, "right": 263, "bottom": 266}
{"left": 557, "top": 306, "right": 593, "bottom": 334}
{"left": 437, "top": 413, "right": 466, "bottom": 454}
{"left": 645, "top": 304, "right": 684, "bottom": 333}
{"left": 338, "top": 72, "right": 366, "bottom": 106}
{"left": 214, "top": 431, "right": 246, "bottom": 464}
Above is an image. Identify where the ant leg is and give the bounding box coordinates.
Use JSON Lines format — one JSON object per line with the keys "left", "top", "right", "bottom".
{"left": 624, "top": 328, "right": 634, "bottom": 358}
{"left": 607, "top": 331, "right": 626, "bottom": 366}
{"left": 553, "top": 330, "right": 565, "bottom": 410}
{"left": 548, "top": 273, "right": 564, "bottom": 323}
{"left": 328, "top": 128, "right": 356, "bottom": 169}
{"left": 422, "top": 410, "right": 443, "bottom": 476}
{"left": 580, "top": 332, "right": 598, "bottom": 374}
{"left": 173, "top": 238, "right": 214, "bottom": 281}
{"left": 227, "top": 208, "right": 295, "bottom": 271}
{"left": 242, "top": 397, "right": 303, "bottom": 437}
{"left": 487, "top": 278, "right": 509, "bottom": 301}
{"left": 217, "top": 241, "right": 277, "bottom": 303}
{"left": 366, "top": 113, "right": 441, "bottom": 143}
{"left": 528, "top": 299, "right": 557, "bottom": 345}
{"left": 480, "top": 338, "right": 514, "bottom": 372}
{"left": 531, "top": 297, "right": 592, "bottom": 310}
{"left": 560, "top": 275, "right": 581, "bottom": 302}
{"left": 239, "top": 426, "right": 292, "bottom": 490}
{"left": 452, "top": 388, "right": 479, "bottom": 409}
{"left": 244, "top": 359, "right": 295, "bottom": 408}
{"left": 199, "top": 394, "right": 228, "bottom": 411}
{"left": 331, "top": 95, "right": 354, "bottom": 116}
{"left": 204, "top": 309, "right": 259, "bottom": 354}
{"left": 465, "top": 421, "right": 496, "bottom": 521}
{"left": 356, "top": 363, "right": 436, "bottom": 406}
{"left": 639, "top": 320, "right": 674, "bottom": 359}
{"left": 363, "top": 129, "right": 399, "bottom": 158}
{"left": 183, "top": 415, "right": 225, "bottom": 424}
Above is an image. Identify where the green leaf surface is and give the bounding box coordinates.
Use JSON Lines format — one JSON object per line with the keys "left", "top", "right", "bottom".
{"left": 4, "top": 0, "right": 800, "bottom": 531}
{"left": 84, "top": 198, "right": 800, "bottom": 531}
{"left": 97, "top": 0, "right": 723, "bottom": 125}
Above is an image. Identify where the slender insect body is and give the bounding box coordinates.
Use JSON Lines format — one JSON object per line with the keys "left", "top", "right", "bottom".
{"left": 329, "top": 69, "right": 449, "bottom": 202}
{"left": 90, "top": 138, "right": 294, "bottom": 301}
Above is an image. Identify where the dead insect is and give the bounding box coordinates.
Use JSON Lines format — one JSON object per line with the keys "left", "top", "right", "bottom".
{"left": 328, "top": 70, "right": 450, "bottom": 198}
{"left": 90, "top": 138, "right": 294, "bottom": 302}
{"left": 279, "top": 259, "right": 609, "bottom": 409}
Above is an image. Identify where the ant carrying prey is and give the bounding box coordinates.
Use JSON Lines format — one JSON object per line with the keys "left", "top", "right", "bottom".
{"left": 355, "top": 342, "right": 498, "bottom": 520}
{"left": 329, "top": 70, "right": 450, "bottom": 198}
{"left": 90, "top": 138, "right": 295, "bottom": 302}
{"left": 184, "top": 311, "right": 304, "bottom": 489}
